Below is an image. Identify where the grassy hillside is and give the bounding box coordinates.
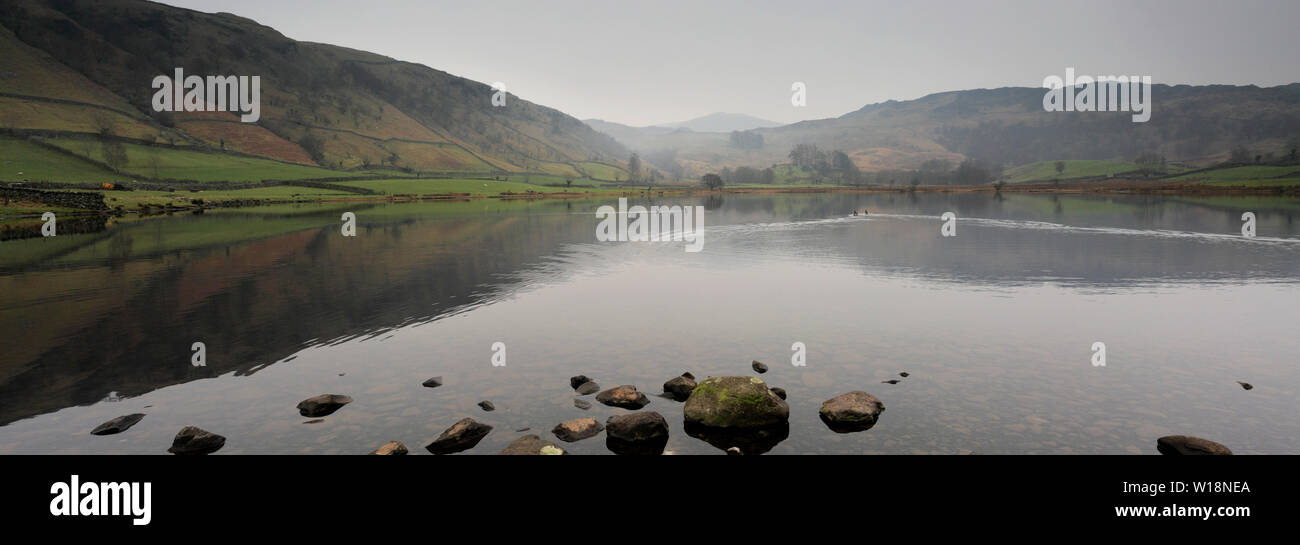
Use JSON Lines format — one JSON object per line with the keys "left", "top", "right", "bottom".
{"left": 0, "top": 0, "right": 628, "bottom": 180}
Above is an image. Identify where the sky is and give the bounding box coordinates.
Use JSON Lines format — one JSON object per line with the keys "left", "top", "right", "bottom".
{"left": 164, "top": 0, "right": 1300, "bottom": 127}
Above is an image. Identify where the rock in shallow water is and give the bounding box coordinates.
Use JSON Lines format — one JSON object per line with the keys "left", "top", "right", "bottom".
{"left": 425, "top": 418, "right": 493, "bottom": 454}
{"left": 683, "top": 376, "right": 788, "bottom": 428}
{"left": 1236, "top": 381, "right": 1253, "bottom": 390}
{"left": 570, "top": 375, "right": 593, "bottom": 389}
{"left": 552, "top": 417, "right": 604, "bottom": 442}
{"left": 1156, "top": 435, "right": 1232, "bottom": 455}
{"left": 574, "top": 399, "right": 592, "bottom": 410}
{"left": 369, "top": 441, "right": 408, "bottom": 455}
{"left": 91, "top": 413, "right": 145, "bottom": 435}
{"left": 575, "top": 381, "right": 600, "bottom": 395}
{"left": 752, "top": 360, "right": 768, "bottom": 373}
{"left": 606, "top": 412, "right": 669, "bottom": 442}
{"left": 663, "top": 373, "right": 697, "bottom": 401}
{"left": 770, "top": 387, "right": 787, "bottom": 400}
{"left": 422, "top": 376, "right": 443, "bottom": 388}
{"left": 297, "top": 394, "right": 352, "bottom": 417}
{"left": 596, "top": 385, "right": 650, "bottom": 409}
{"left": 819, "top": 391, "right": 885, "bottom": 433}
{"left": 605, "top": 412, "right": 670, "bottom": 455}
{"left": 500, "top": 435, "right": 567, "bottom": 455}
{"left": 478, "top": 400, "right": 496, "bottom": 411}
{"left": 167, "top": 426, "right": 226, "bottom": 455}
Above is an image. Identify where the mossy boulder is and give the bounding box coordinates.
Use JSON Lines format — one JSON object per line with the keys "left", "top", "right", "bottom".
{"left": 683, "top": 376, "right": 789, "bottom": 428}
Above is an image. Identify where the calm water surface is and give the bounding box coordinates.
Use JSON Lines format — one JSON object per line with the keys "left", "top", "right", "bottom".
{"left": 2, "top": 192, "right": 1298, "bottom": 454}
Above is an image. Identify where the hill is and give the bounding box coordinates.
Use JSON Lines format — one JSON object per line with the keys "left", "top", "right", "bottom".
{"left": 662, "top": 112, "right": 781, "bottom": 132}
{"left": 601, "top": 85, "right": 1300, "bottom": 178}
{"left": 0, "top": 0, "right": 628, "bottom": 182}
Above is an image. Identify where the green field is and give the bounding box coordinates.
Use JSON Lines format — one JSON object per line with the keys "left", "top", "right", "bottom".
{"left": 39, "top": 137, "right": 351, "bottom": 182}
{"left": 1003, "top": 160, "right": 1148, "bottom": 183}
{"left": 1171, "top": 165, "right": 1300, "bottom": 184}
{"left": 0, "top": 137, "right": 131, "bottom": 182}
{"left": 332, "top": 178, "right": 619, "bottom": 196}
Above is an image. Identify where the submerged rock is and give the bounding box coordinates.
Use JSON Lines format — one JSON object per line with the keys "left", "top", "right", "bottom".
{"left": 425, "top": 418, "right": 493, "bottom": 454}
{"left": 369, "top": 441, "right": 408, "bottom": 455}
{"left": 683, "top": 376, "right": 788, "bottom": 428}
{"left": 296, "top": 394, "right": 353, "bottom": 417}
{"left": 770, "top": 387, "right": 787, "bottom": 400}
{"left": 500, "top": 435, "right": 567, "bottom": 455}
{"left": 91, "top": 413, "right": 145, "bottom": 435}
{"left": 167, "top": 426, "right": 226, "bottom": 455}
{"left": 881, "top": 379, "right": 900, "bottom": 385}
{"left": 596, "top": 385, "right": 650, "bottom": 409}
{"left": 575, "top": 381, "right": 600, "bottom": 395}
{"left": 574, "top": 399, "right": 592, "bottom": 410}
{"left": 663, "top": 373, "right": 698, "bottom": 401}
{"left": 751, "top": 360, "right": 768, "bottom": 374}
{"left": 1156, "top": 435, "right": 1232, "bottom": 456}
{"left": 899, "top": 372, "right": 910, "bottom": 378}
{"left": 478, "top": 400, "right": 496, "bottom": 411}
{"left": 552, "top": 417, "right": 604, "bottom": 442}
{"left": 422, "top": 376, "right": 443, "bottom": 388}
{"left": 570, "top": 375, "right": 593, "bottom": 389}
{"left": 684, "top": 421, "right": 789, "bottom": 455}
{"left": 1237, "top": 381, "right": 1253, "bottom": 390}
{"left": 819, "top": 391, "right": 885, "bottom": 433}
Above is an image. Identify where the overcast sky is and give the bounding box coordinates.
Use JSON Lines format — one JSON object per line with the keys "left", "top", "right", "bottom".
{"left": 164, "top": 0, "right": 1300, "bottom": 127}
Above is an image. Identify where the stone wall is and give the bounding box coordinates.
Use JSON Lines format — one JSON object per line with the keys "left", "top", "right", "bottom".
{"left": 0, "top": 186, "right": 107, "bottom": 210}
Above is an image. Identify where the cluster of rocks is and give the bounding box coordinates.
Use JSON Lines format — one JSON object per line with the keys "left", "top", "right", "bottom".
{"left": 83, "top": 365, "right": 1239, "bottom": 456}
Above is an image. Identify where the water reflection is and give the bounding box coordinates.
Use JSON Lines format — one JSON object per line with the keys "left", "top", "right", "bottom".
{"left": 1, "top": 193, "right": 1297, "bottom": 454}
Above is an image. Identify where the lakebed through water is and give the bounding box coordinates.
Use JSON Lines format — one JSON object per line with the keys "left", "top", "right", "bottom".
{"left": 1, "top": 192, "right": 1298, "bottom": 454}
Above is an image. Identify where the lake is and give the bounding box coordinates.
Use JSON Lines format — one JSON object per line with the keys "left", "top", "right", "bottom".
{"left": 1, "top": 191, "right": 1298, "bottom": 454}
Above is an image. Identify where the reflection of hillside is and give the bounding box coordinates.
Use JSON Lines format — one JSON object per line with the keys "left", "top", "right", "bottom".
{"left": 0, "top": 200, "right": 598, "bottom": 424}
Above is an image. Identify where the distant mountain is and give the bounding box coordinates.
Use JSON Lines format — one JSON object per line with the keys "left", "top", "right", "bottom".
{"left": 0, "top": 0, "right": 626, "bottom": 178}
{"left": 608, "top": 85, "right": 1300, "bottom": 177}
{"left": 662, "top": 112, "right": 781, "bottom": 132}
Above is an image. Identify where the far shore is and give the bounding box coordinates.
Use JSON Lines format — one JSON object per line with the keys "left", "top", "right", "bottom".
{"left": 2, "top": 178, "right": 1297, "bottom": 220}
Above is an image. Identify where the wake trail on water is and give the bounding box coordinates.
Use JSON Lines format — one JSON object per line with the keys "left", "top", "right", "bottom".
{"left": 706, "top": 213, "right": 1300, "bottom": 246}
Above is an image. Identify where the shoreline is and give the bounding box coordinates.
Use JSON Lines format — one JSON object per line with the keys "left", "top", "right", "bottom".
{"left": 2, "top": 179, "right": 1297, "bottom": 220}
